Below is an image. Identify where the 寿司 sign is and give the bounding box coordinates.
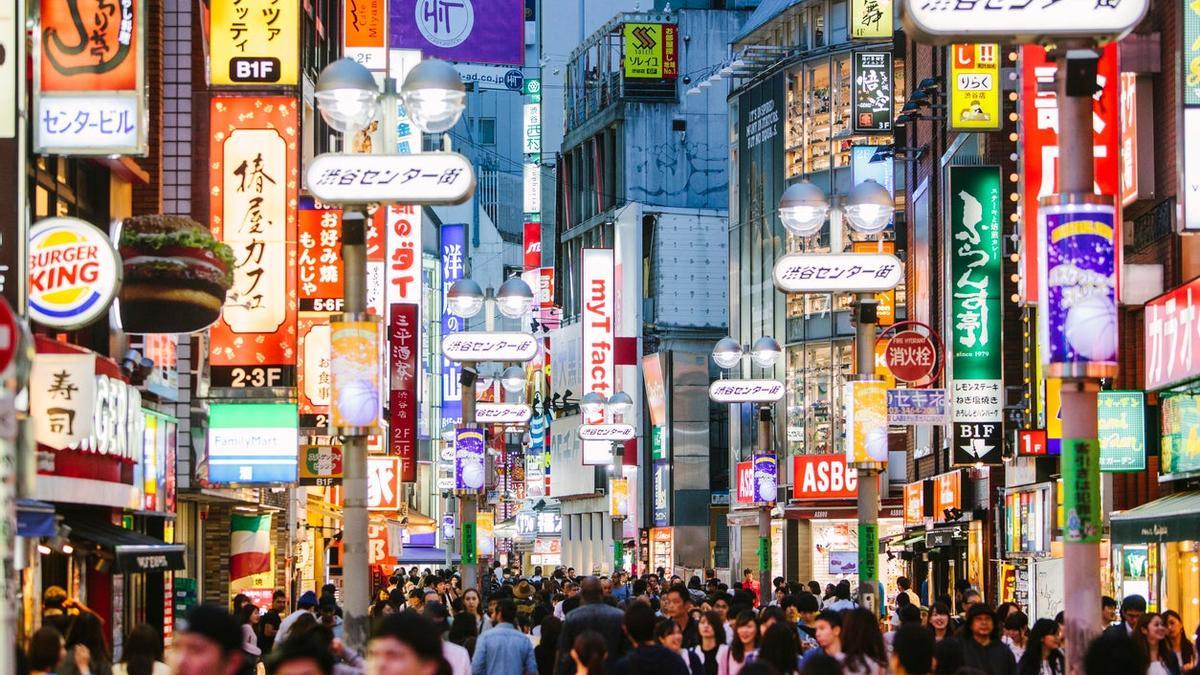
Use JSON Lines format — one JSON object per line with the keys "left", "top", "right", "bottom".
{"left": 792, "top": 454, "right": 858, "bottom": 500}
{"left": 28, "top": 218, "right": 121, "bottom": 330}
{"left": 773, "top": 253, "right": 903, "bottom": 293}
{"left": 708, "top": 379, "right": 785, "bottom": 403}
{"left": 306, "top": 152, "right": 476, "bottom": 205}
{"left": 577, "top": 423, "right": 636, "bottom": 441}
{"left": 441, "top": 332, "right": 538, "bottom": 362}
{"left": 900, "top": 0, "right": 1147, "bottom": 43}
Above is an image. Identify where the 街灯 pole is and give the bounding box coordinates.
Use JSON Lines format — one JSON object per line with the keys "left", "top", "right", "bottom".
{"left": 854, "top": 293, "right": 879, "bottom": 614}
{"left": 340, "top": 210, "right": 369, "bottom": 651}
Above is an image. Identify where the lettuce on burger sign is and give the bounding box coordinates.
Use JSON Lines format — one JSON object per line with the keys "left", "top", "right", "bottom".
{"left": 28, "top": 217, "right": 121, "bottom": 329}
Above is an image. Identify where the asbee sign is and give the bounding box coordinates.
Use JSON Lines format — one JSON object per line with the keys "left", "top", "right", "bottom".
{"left": 901, "top": 0, "right": 1147, "bottom": 43}
{"left": 28, "top": 218, "right": 121, "bottom": 329}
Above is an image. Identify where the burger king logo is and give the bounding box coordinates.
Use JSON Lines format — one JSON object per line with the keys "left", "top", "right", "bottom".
{"left": 28, "top": 217, "right": 121, "bottom": 329}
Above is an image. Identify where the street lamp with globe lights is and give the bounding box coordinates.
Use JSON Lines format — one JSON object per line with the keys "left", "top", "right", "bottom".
{"left": 315, "top": 58, "right": 381, "bottom": 136}
{"left": 400, "top": 58, "right": 467, "bottom": 135}
{"left": 575, "top": 389, "right": 635, "bottom": 573}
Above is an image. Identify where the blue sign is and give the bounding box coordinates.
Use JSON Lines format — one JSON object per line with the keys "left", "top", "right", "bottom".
{"left": 504, "top": 68, "right": 524, "bottom": 91}
{"left": 441, "top": 224, "right": 466, "bottom": 428}
{"left": 887, "top": 388, "right": 948, "bottom": 425}
{"left": 653, "top": 461, "right": 669, "bottom": 526}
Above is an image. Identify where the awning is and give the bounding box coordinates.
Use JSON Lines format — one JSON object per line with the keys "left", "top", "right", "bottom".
{"left": 64, "top": 517, "right": 186, "bottom": 573}
{"left": 17, "top": 499, "right": 56, "bottom": 538}
{"left": 1111, "top": 492, "right": 1200, "bottom": 544}
{"left": 396, "top": 547, "right": 460, "bottom": 565}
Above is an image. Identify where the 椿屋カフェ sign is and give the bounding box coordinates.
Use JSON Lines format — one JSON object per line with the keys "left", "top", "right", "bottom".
{"left": 306, "top": 152, "right": 476, "bottom": 205}
{"left": 773, "top": 253, "right": 903, "bottom": 293}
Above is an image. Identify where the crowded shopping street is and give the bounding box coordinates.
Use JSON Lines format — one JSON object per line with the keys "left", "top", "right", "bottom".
{"left": 5, "top": 0, "right": 1200, "bottom": 672}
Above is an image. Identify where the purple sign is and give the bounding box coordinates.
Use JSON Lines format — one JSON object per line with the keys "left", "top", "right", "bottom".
{"left": 1037, "top": 200, "right": 1118, "bottom": 369}
{"left": 390, "top": 0, "right": 526, "bottom": 66}
{"left": 441, "top": 223, "right": 466, "bottom": 427}
{"left": 753, "top": 453, "right": 778, "bottom": 503}
{"left": 455, "top": 426, "right": 486, "bottom": 490}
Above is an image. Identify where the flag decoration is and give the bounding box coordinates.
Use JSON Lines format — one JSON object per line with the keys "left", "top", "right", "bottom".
{"left": 230, "top": 514, "right": 273, "bottom": 582}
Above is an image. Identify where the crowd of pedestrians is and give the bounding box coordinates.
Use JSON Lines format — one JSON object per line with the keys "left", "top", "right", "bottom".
{"left": 15, "top": 567, "right": 1200, "bottom": 675}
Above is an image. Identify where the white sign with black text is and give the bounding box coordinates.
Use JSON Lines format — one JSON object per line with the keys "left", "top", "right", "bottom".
{"left": 306, "top": 152, "right": 476, "bottom": 205}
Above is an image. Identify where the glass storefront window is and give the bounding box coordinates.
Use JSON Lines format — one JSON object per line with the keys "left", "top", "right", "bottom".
{"left": 785, "top": 340, "right": 852, "bottom": 455}
{"left": 804, "top": 59, "right": 832, "bottom": 175}
{"left": 810, "top": 4, "right": 826, "bottom": 48}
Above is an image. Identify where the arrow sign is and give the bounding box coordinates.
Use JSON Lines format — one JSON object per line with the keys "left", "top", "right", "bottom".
{"left": 442, "top": 332, "right": 539, "bottom": 362}
{"left": 961, "top": 438, "right": 994, "bottom": 460}
{"left": 306, "top": 152, "right": 477, "bottom": 205}
{"left": 577, "top": 424, "right": 636, "bottom": 441}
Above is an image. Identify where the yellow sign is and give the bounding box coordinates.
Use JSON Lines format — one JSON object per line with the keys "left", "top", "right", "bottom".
{"left": 873, "top": 340, "right": 897, "bottom": 388}
{"left": 477, "top": 511, "right": 495, "bottom": 557}
{"left": 610, "top": 478, "right": 629, "bottom": 517}
{"left": 853, "top": 241, "right": 895, "bottom": 325}
{"left": 623, "top": 23, "right": 678, "bottom": 79}
{"left": 846, "top": 380, "right": 889, "bottom": 466}
{"left": 1047, "top": 377, "right": 1062, "bottom": 454}
{"left": 851, "top": 0, "right": 894, "bottom": 39}
{"left": 949, "top": 44, "right": 1001, "bottom": 131}
{"left": 210, "top": 0, "right": 299, "bottom": 86}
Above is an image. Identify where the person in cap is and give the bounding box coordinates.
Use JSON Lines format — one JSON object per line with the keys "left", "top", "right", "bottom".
{"left": 274, "top": 591, "right": 320, "bottom": 648}
{"left": 175, "top": 604, "right": 244, "bottom": 675}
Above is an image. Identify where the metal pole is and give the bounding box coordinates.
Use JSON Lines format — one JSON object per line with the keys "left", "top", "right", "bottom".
{"left": 340, "top": 210, "right": 370, "bottom": 651}
{"left": 853, "top": 293, "right": 879, "bottom": 614}
{"left": 757, "top": 404, "right": 773, "bottom": 608}
{"left": 1056, "top": 42, "right": 1102, "bottom": 673}
{"left": 461, "top": 367, "right": 479, "bottom": 591}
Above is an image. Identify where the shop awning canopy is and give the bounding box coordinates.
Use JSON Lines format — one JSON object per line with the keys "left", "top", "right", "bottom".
{"left": 65, "top": 517, "right": 186, "bottom": 573}
{"left": 17, "top": 499, "right": 57, "bottom": 538}
{"left": 1111, "top": 492, "right": 1200, "bottom": 544}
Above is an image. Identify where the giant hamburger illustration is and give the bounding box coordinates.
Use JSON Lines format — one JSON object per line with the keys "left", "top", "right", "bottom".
{"left": 117, "top": 215, "right": 235, "bottom": 334}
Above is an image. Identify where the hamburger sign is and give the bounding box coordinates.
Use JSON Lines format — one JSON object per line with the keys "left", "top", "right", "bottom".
{"left": 28, "top": 218, "right": 121, "bottom": 329}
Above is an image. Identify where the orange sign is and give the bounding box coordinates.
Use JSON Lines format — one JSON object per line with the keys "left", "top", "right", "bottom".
{"left": 298, "top": 201, "right": 343, "bottom": 311}
{"left": 904, "top": 481, "right": 925, "bottom": 527}
{"left": 208, "top": 97, "right": 299, "bottom": 389}
{"left": 933, "top": 471, "right": 962, "bottom": 521}
{"left": 343, "top": 0, "right": 386, "bottom": 70}
{"left": 40, "top": 0, "right": 139, "bottom": 91}
{"left": 852, "top": 241, "right": 895, "bottom": 325}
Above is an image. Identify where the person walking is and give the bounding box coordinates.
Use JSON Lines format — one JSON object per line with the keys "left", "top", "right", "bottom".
{"left": 113, "top": 624, "right": 170, "bottom": 675}
{"left": 41, "top": 586, "right": 109, "bottom": 674}
{"left": 556, "top": 577, "right": 627, "bottom": 675}
{"left": 689, "top": 611, "right": 728, "bottom": 675}
{"left": 1135, "top": 613, "right": 1181, "bottom": 675}
{"left": 274, "top": 591, "right": 319, "bottom": 646}
{"left": 802, "top": 610, "right": 844, "bottom": 665}
{"left": 1102, "top": 594, "right": 1146, "bottom": 639}
{"left": 612, "top": 603, "right": 689, "bottom": 675}
{"left": 823, "top": 582, "right": 856, "bottom": 613}
{"left": 570, "top": 631, "right": 608, "bottom": 675}
{"left": 174, "top": 604, "right": 245, "bottom": 675}
{"left": 367, "top": 612, "right": 452, "bottom": 675}
{"left": 27, "top": 627, "right": 73, "bottom": 675}
{"left": 260, "top": 591, "right": 287, "bottom": 654}
{"left": 424, "top": 601, "right": 471, "bottom": 675}
{"left": 959, "top": 604, "right": 1016, "bottom": 675}
{"left": 1015, "top": 618, "right": 1064, "bottom": 675}
{"left": 889, "top": 624, "right": 934, "bottom": 675}
{"left": 839, "top": 608, "right": 886, "bottom": 675}
{"left": 1163, "top": 610, "right": 1196, "bottom": 671}
{"left": 236, "top": 603, "right": 262, "bottom": 667}
{"left": 725, "top": 611, "right": 759, "bottom": 675}
{"left": 657, "top": 618, "right": 704, "bottom": 675}
{"left": 926, "top": 603, "right": 953, "bottom": 643}
{"left": 536, "top": 617, "right": 563, "bottom": 675}
{"left": 661, "top": 585, "right": 702, "bottom": 649}
{"left": 473, "top": 599, "right": 539, "bottom": 675}
{"left": 756, "top": 623, "right": 801, "bottom": 675}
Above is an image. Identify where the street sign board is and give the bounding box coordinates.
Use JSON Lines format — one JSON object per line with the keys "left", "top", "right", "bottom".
{"left": 475, "top": 403, "right": 533, "bottom": 424}
{"left": 884, "top": 331, "right": 938, "bottom": 383}
{"left": 887, "top": 388, "right": 948, "bottom": 425}
{"left": 441, "top": 332, "right": 538, "bottom": 362}
{"left": 577, "top": 424, "right": 636, "bottom": 441}
{"left": 709, "top": 379, "right": 786, "bottom": 403}
{"left": 0, "top": 296, "right": 18, "bottom": 375}
{"left": 773, "top": 253, "right": 903, "bottom": 293}
{"left": 901, "top": 0, "right": 1147, "bottom": 43}
{"left": 306, "top": 152, "right": 476, "bottom": 205}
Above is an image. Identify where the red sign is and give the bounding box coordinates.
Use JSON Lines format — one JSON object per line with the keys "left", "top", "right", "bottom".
{"left": 40, "top": 0, "right": 139, "bottom": 92}
{"left": 791, "top": 454, "right": 858, "bottom": 499}
{"left": 297, "top": 200, "right": 343, "bottom": 312}
{"left": 1019, "top": 43, "right": 1119, "bottom": 303}
{"left": 1119, "top": 73, "right": 1139, "bottom": 207}
{"left": 389, "top": 303, "right": 418, "bottom": 481}
{"left": 933, "top": 471, "right": 962, "bottom": 521}
{"left": 904, "top": 482, "right": 925, "bottom": 527}
{"left": 524, "top": 222, "right": 542, "bottom": 270}
{"left": 1145, "top": 277, "right": 1200, "bottom": 391}
{"left": 0, "top": 297, "right": 18, "bottom": 375}
{"left": 539, "top": 268, "right": 555, "bottom": 310}
{"left": 736, "top": 461, "right": 753, "bottom": 503}
{"left": 1017, "top": 429, "right": 1048, "bottom": 456}
{"left": 884, "top": 331, "right": 938, "bottom": 383}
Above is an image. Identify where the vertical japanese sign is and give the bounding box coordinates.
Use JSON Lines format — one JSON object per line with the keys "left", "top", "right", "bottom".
{"left": 36, "top": 0, "right": 145, "bottom": 154}
{"left": 948, "top": 165, "right": 1003, "bottom": 466}
{"left": 652, "top": 461, "right": 669, "bottom": 525}
{"left": 522, "top": 103, "right": 541, "bottom": 155}
{"left": 210, "top": 0, "right": 299, "bottom": 85}
{"left": 851, "top": 0, "right": 893, "bottom": 38}
{"left": 622, "top": 23, "right": 678, "bottom": 79}
{"left": 389, "top": 303, "right": 418, "bottom": 481}
{"left": 845, "top": 381, "right": 889, "bottom": 466}
{"left": 582, "top": 249, "right": 614, "bottom": 465}
{"left": 209, "top": 97, "right": 299, "bottom": 390}
{"left": 1119, "top": 74, "right": 1139, "bottom": 207}
{"left": 1019, "top": 44, "right": 1119, "bottom": 299}
{"left": 949, "top": 44, "right": 1000, "bottom": 132}
{"left": 523, "top": 222, "right": 541, "bottom": 270}
{"left": 344, "top": 0, "right": 387, "bottom": 71}
{"left": 1063, "top": 438, "right": 1100, "bottom": 543}
{"left": 853, "top": 51, "right": 893, "bottom": 134}
{"left": 454, "top": 426, "right": 485, "bottom": 490}
{"left": 441, "top": 224, "right": 466, "bottom": 427}
{"left": 1097, "top": 391, "right": 1146, "bottom": 472}
{"left": 297, "top": 199, "right": 343, "bottom": 312}
{"left": 1037, "top": 199, "right": 1118, "bottom": 372}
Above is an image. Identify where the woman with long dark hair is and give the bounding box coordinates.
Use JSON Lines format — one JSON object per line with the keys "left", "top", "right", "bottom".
{"left": 1135, "top": 613, "right": 1181, "bottom": 675}
{"left": 236, "top": 603, "right": 261, "bottom": 667}
{"left": 726, "top": 610, "right": 760, "bottom": 675}
{"left": 460, "top": 588, "right": 491, "bottom": 634}
{"left": 1016, "top": 618, "right": 1064, "bottom": 675}
{"left": 658, "top": 618, "right": 704, "bottom": 675}
{"left": 1164, "top": 610, "right": 1196, "bottom": 672}
{"left": 689, "top": 610, "right": 728, "bottom": 675}
{"left": 570, "top": 630, "right": 608, "bottom": 675}
{"left": 756, "top": 622, "right": 801, "bottom": 675}
{"left": 113, "top": 625, "right": 168, "bottom": 675}
{"left": 838, "top": 608, "right": 886, "bottom": 675}
{"left": 926, "top": 603, "right": 954, "bottom": 643}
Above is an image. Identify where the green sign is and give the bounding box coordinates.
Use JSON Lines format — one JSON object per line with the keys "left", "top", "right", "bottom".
{"left": 614, "top": 541, "right": 624, "bottom": 570}
{"left": 1187, "top": 1, "right": 1200, "bottom": 106}
{"left": 1162, "top": 393, "right": 1200, "bottom": 476}
{"left": 1097, "top": 391, "right": 1146, "bottom": 472}
{"left": 461, "top": 522, "right": 477, "bottom": 564}
{"left": 523, "top": 78, "right": 542, "bottom": 103}
{"left": 1063, "top": 438, "right": 1101, "bottom": 543}
{"left": 757, "top": 536, "right": 770, "bottom": 570}
{"left": 948, "top": 165, "right": 1004, "bottom": 466}
{"left": 651, "top": 426, "right": 665, "bottom": 461}
{"left": 858, "top": 523, "right": 878, "bottom": 581}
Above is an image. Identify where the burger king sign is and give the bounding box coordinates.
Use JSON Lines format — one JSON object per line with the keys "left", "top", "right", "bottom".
{"left": 28, "top": 218, "right": 121, "bottom": 329}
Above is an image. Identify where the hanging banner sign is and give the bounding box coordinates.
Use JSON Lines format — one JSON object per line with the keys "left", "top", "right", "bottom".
{"left": 209, "top": 97, "right": 299, "bottom": 390}
{"left": 210, "top": 0, "right": 299, "bottom": 85}
{"left": 708, "top": 379, "right": 786, "bottom": 403}
{"left": 1037, "top": 197, "right": 1118, "bottom": 377}
{"left": 887, "top": 388, "right": 948, "bottom": 425}
{"left": 622, "top": 23, "right": 679, "bottom": 79}
{"left": 949, "top": 165, "right": 1003, "bottom": 466}
{"left": 330, "top": 319, "right": 382, "bottom": 430}
{"left": 773, "top": 253, "right": 903, "bottom": 293}
{"left": 582, "top": 249, "right": 615, "bottom": 464}
{"left": 475, "top": 403, "right": 533, "bottom": 424}
{"left": 901, "top": 0, "right": 1148, "bottom": 43}
{"left": 298, "top": 199, "right": 343, "bottom": 312}
{"left": 949, "top": 44, "right": 1001, "bottom": 132}
{"left": 307, "top": 152, "right": 476, "bottom": 205}
{"left": 851, "top": 0, "right": 893, "bottom": 38}
{"left": 735, "top": 461, "right": 753, "bottom": 504}
{"left": 389, "top": 303, "right": 418, "bottom": 481}
{"left": 610, "top": 478, "right": 629, "bottom": 517}
{"left": 454, "top": 426, "right": 485, "bottom": 491}
{"left": 441, "top": 224, "right": 466, "bottom": 428}
{"left": 577, "top": 424, "right": 635, "bottom": 442}
{"left": 1097, "top": 390, "right": 1146, "bottom": 472}
{"left": 27, "top": 218, "right": 121, "bottom": 330}
{"left": 846, "top": 381, "right": 888, "bottom": 466}
{"left": 442, "top": 332, "right": 538, "bottom": 362}
{"left": 35, "top": 0, "right": 146, "bottom": 154}
{"left": 753, "top": 453, "right": 778, "bottom": 503}
{"left": 852, "top": 51, "right": 893, "bottom": 134}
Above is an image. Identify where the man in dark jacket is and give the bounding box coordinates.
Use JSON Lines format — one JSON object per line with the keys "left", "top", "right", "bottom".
{"left": 556, "top": 577, "right": 627, "bottom": 675}
{"left": 660, "top": 584, "right": 702, "bottom": 649}
{"left": 612, "top": 602, "right": 689, "bottom": 675}
{"left": 1100, "top": 594, "right": 1145, "bottom": 639}
{"left": 960, "top": 604, "right": 1016, "bottom": 675}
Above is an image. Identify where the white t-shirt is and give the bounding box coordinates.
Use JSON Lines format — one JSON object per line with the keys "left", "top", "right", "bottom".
{"left": 443, "top": 640, "right": 471, "bottom": 675}
{"left": 1147, "top": 661, "right": 1171, "bottom": 675}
